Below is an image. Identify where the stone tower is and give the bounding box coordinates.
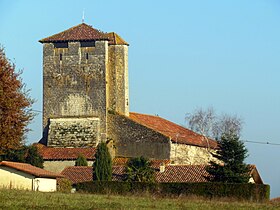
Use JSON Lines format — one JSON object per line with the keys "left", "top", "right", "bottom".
{"left": 39, "top": 23, "right": 129, "bottom": 147}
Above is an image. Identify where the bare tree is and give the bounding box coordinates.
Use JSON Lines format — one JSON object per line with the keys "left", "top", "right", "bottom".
{"left": 186, "top": 107, "right": 216, "bottom": 138}
{"left": 186, "top": 107, "right": 243, "bottom": 140}
{"left": 214, "top": 114, "right": 243, "bottom": 139}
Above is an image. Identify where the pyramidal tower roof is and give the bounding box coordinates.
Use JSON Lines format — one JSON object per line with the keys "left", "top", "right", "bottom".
{"left": 39, "top": 23, "right": 128, "bottom": 45}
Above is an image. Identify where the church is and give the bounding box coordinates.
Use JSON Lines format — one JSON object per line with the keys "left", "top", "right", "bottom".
{"left": 37, "top": 23, "right": 218, "bottom": 172}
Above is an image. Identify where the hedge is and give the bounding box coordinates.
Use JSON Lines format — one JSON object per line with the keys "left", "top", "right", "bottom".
{"left": 75, "top": 181, "right": 270, "bottom": 202}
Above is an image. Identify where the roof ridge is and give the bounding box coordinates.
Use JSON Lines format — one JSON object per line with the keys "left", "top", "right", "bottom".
{"left": 39, "top": 23, "right": 108, "bottom": 43}
{"left": 129, "top": 112, "right": 217, "bottom": 148}
{"left": 0, "top": 161, "right": 63, "bottom": 178}
{"left": 130, "top": 112, "right": 200, "bottom": 137}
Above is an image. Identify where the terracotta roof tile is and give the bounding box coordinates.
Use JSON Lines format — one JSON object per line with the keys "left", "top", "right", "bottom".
{"left": 39, "top": 23, "right": 128, "bottom": 45}
{"left": 156, "top": 165, "right": 209, "bottom": 183}
{"left": 35, "top": 144, "right": 96, "bottom": 160}
{"left": 61, "top": 165, "right": 209, "bottom": 183}
{"left": 0, "top": 161, "right": 63, "bottom": 178}
{"left": 39, "top": 23, "right": 106, "bottom": 43}
{"left": 106, "top": 32, "right": 129, "bottom": 45}
{"left": 113, "top": 157, "right": 170, "bottom": 168}
{"left": 61, "top": 166, "right": 126, "bottom": 184}
{"left": 61, "top": 166, "right": 93, "bottom": 184}
{"left": 61, "top": 164, "right": 262, "bottom": 184}
{"left": 129, "top": 112, "right": 217, "bottom": 148}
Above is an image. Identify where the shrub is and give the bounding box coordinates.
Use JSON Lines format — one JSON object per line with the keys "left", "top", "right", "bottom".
{"left": 57, "top": 178, "right": 73, "bottom": 193}
{"left": 75, "top": 153, "right": 88, "bottom": 166}
{"left": 125, "top": 156, "right": 155, "bottom": 182}
{"left": 75, "top": 181, "right": 270, "bottom": 202}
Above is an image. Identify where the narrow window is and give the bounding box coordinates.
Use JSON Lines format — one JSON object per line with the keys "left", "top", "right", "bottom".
{"left": 80, "top": 41, "right": 95, "bottom": 47}
{"left": 59, "top": 53, "right": 62, "bottom": 61}
{"left": 86, "top": 53, "right": 89, "bottom": 60}
{"left": 54, "top": 42, "right": 68, "bottom": 48}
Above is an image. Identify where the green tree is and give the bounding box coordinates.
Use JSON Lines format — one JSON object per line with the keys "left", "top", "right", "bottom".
{"left": 93, "top": 142, "right": 112, "bottom": 181}
{"left": 0, "top": 47, "right": 34, "bottom": 154}
{"left": 206, "top": 132, "right": 250, "bottom": 183}
{"left": 0, "top": 145, "right": 44, "bottom": 168}
{"left": 125, "top": 156, "right": 155, "bottom": 182}
{"left": 75, "top": 153, "right": 88, "bottom": 166}
{"left": 0, "top": 148, "right": 25, "bottom": 162}
{"left": 25, "top": 145, "right": 44, "bottom": 168}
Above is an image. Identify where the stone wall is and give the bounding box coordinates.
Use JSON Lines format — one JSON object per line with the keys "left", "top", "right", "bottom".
{"left": 44, "top": 160, "right": 94, "bottom": 173}
{"left": 47, "top": 117, "right": 100, "bottom": 147}
{"left": 108, "top": 113, "right": 171, "bottom": 159}
{"left": 42, "top": 41, "right": 108, "bottom": 136}
{"left": 170, "top": 143, "right": 217, "bottom": 165}
{"left": 107, "top": 45, "right": 129, "bottom": 116}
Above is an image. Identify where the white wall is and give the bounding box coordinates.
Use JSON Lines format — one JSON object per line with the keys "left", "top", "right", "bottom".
{"left": 0, "top": 166, "right": 34, "bottom": 190}
{"left": 34, "top": 178, "right": 57, "bottom": 192}
{"left": 0, "top": 166, "right": 57, "bottom": 192}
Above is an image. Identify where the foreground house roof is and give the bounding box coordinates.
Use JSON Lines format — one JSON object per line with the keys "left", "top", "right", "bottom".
{"left": 129, "top": 112, "right": 217, "bottom": 148}
{"left": 0, "top": 161, "right": 63, "bottom": 178}
{"left": 35, "top": 143, "right": 96, "bottom": 160}
{"left": 61, "top": 164, "right": 263, "bottom": 184}
{"left": 39, "top": 23, "right": 128, "bottom": 45}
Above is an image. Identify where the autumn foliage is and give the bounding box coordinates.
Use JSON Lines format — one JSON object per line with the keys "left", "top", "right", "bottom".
{"left": 0, "top": 47, "right": 34, "bottom": 154}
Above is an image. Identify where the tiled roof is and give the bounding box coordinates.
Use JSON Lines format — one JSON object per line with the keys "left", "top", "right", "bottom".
{"left": 39, "top": 23, "right": 106, "bottom": 43}
{"left": 129, "top": 112, "right": 217, "bottom": 148}
{"left": 39, "top": 23, "right": 128, "bottom": 45}
{"left": 61, "top": 166, "right": 126, "bottom": 184}
{"left": 61, "top": 164, "right": 263, "bottom": 184}
{"left": 113, "top": 157, "right": 170, "bottom": 168}
{"left": 61, "top": 165, "right": 209, "bottom": 183}
{"left": 62, "top": 164, "right": 263, "bottom": 184}
{"left": 156, "top": 165, "right": 209, "bottom": 183}
{"left": 106, "top": 32, "right": 129, "bottom": 46}
{"left": 35, "top": 144, "right": 96, "bottom": 160}
{"left": 61, "top": 166, "right": 92, "bottom": 184}
{"left": 0, "top": 161, "right": 63, "bottom": 178}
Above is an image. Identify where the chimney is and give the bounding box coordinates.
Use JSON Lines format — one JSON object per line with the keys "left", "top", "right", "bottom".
{"left": 160, "top": 163, "right": 165, "bottom": 173}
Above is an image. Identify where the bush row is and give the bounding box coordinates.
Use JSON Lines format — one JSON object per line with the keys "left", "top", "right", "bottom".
{"left": 75, "top": 181, "right": 270, "bottom": 202}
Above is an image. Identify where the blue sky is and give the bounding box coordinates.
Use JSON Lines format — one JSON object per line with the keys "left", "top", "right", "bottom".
{"left": 1, "top": 0, "right": 280, "bottom": 198}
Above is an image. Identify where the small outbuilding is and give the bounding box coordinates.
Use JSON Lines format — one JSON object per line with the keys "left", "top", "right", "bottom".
{"left": 0, "top": 161, "right": 63, "bottom": 192}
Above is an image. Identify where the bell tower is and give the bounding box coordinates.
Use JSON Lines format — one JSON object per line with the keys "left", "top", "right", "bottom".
{"left": 39, "top": 23, "right": 129, "bottom": 147}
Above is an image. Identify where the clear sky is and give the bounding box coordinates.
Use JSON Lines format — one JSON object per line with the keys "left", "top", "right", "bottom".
{"left": 1, "top": 0, "right": 280, "bottom": 198}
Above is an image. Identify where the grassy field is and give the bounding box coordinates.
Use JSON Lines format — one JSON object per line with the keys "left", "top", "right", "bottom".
{"left": 0, "top": 189, "right": 279, "bottom": 210}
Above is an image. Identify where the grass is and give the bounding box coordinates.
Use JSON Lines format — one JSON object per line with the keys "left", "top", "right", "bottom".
{"left": 0, "top": 189, "right": 279, "bottom": 210}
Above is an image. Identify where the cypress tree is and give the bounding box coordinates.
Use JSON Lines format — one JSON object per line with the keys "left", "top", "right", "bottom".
{"left": 75, "top": 153, "right": 88, "bottom": 166}
{"left": 93, "top": 142, "right": 112, "bottom": 181}
{"left": 206, "top": 132, "right": 250, "bottom": 183}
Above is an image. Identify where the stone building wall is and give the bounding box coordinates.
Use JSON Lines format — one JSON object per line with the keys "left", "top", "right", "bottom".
{"left": 170, "top": 143, "right": 217, "bottom": 165}
{"left": 42, "top": 41, "right": 108, "bottom": 137}
{"left": 43, "top": 160, "right": 94, "bottom": 173}
{"left": 47, "top": 117, "right": 100, "bottom": 147}
{"left": 107, "top": 113, "right": 171, "bottom": 159}
{"left": 107, "top": 45, "right": 129, "bottom": 116}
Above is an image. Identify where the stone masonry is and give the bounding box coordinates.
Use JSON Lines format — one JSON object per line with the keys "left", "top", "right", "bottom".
{"left": 170, "top": 143, "right": 217, "bottom": 165}
{"left": 39, "top": 23, "right": 218, "bottom": 167}
{"left": 107, "top": 113, "right": 171, "bottom": 159}
{"left": 40, "top": 24, "right": 129, "bottom": 147}
{"left": 47, "top": 118, "right": 100, "bottom": 147}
